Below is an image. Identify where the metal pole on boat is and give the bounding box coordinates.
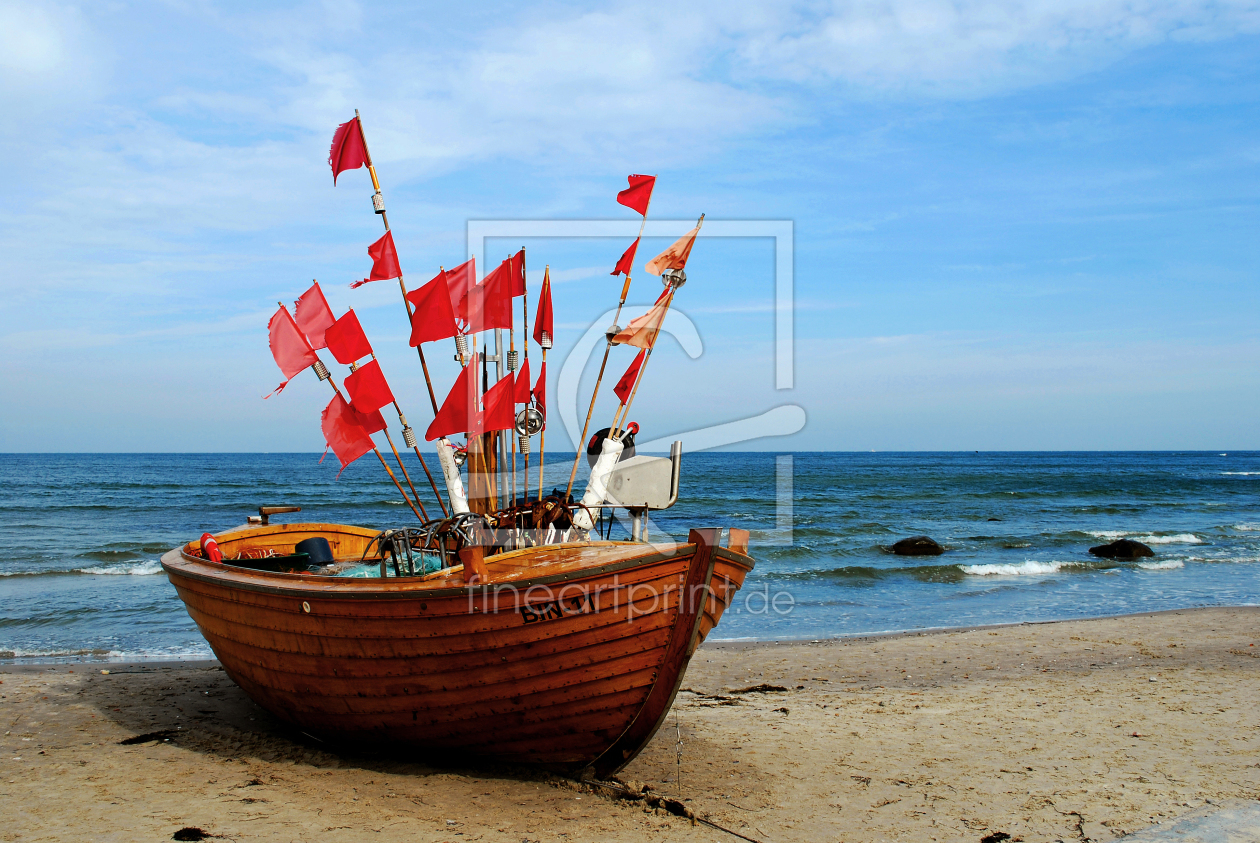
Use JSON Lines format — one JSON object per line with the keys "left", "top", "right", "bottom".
{"left": 281, "top": 303, "right": 427, "bottom": 524}
{"left": 564, "top": 185, "right": 656, "bottom": 499}
{"left": 353, "top": 110, "right": 448, "bottom": 516}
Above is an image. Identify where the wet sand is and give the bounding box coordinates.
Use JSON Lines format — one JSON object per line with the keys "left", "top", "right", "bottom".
{"left": 3, "top": 606, "right": 1258, "bottom": 842}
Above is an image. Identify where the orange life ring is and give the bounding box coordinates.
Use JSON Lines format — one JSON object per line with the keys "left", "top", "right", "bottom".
{"left": 200, "top": 533, "right": 223, "bottom": 563}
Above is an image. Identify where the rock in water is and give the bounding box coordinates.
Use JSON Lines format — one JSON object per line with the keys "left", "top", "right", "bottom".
{"left": 1088, "top": 538, "right": 1154, "bottom": 559}
{"left": 891, "top": 536, "right": 944, "bottom": 556}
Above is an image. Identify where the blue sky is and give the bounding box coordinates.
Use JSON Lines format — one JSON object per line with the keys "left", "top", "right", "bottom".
{"left": 1, "top": 1, "right": 1258, "bottom": 452}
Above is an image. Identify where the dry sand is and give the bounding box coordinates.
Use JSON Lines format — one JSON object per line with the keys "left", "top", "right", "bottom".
{"left": 3, "top": 607, "right": 1258, "bottom": 843}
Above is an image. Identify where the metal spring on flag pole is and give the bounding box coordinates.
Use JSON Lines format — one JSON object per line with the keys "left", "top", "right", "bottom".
{"left": 519, "top": 433, "right": 530, "bottom": 454}
{"left": 402, "top": 425, "right": 417, "bottom": 449}
{"left": 371, "top": 191, "right": 385, "bottom": 214}
{"left": 454, "top": 334, "right": 469, "bottom": 360}
{"left": 507, "top": 350, "right": 518, "bottom": 371}
{"left": 540, "top": 331, "right": 552, "bottom": 349}
{"left": 312, "top": 360, "right": 331, "bottom": 381}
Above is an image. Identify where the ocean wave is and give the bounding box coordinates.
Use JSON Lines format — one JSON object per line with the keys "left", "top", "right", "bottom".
{"left": 1137, "top": 560, "right": 1184, "bottom": 570}
{"left": 77, "top": 560, "right": 164, "bottom": 576}
{"left": 1085, "top": 530, "right": 1129, "bottom": 539}
{"left": 1221, "top": 472, "right": 1260, "bottom": 476}
{"left": 1234, "top": 524, "right": 1260, "bottom": 532}
{"left": 0, "top": 644, "right": 213, "bottom": 663}
{"left": 960, "top": 560, "right": 1086, "bottom": 577}
{"left": 1084, "top": 530, "right": 1202, "bottom": 544}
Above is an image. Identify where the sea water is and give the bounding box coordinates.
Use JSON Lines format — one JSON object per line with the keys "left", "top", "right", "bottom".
{"left": 0, "top": 452, "right": 1256, "bottom": 662}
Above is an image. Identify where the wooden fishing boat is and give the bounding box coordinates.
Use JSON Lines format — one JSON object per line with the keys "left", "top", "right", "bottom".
{"left": 161, "top": 521, "right": 752, "bottom": 776}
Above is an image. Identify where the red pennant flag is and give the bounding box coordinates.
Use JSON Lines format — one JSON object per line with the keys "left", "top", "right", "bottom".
{"left": 294, "top": 282, "right": 335, "bottom": 350}
{"left": 533, "top": 361, "right": 546, "bottom": 418}
{"left": 506, "top": 248, "right": 526, "bottom": 297}
{"left": 351, "top": 230, "right": 401, "bottom": 289}
{"left": 344, "top": 359, "right": 394, "bottom": 414}
{"left": 405, "top": 273, "right": 459, "bottom": 345}
{"left": 321, "top": 394, "right": 375, "bottom": 472}
{"left": 613, "top": 289, "right": 671, "bottom": 349}
{"left": 614, "top": 348, "right": 646, "bottom": 404}
{"left": 266, "top": 305, "right": 318, "bottom": 397}
{"left": 463, "top": 257, "right": 514, "bottom": 332}
{"left": 444, "top": 258, "right": 476, "bottom": 314}
{"left": 479, "top": 371, "right": 516, "bottom": 434}
{"left": 329, "top": 117, "right": 369, "bottom": 186}
{"left": 514, "top": 357, "right": 531, "bottom": 404}
{"left": 356, "top": 406, "right": 387, "bottom": 435}
{"left": 645, "top": 223, "right": 700, "bottom": 275}
{"left": 324, "top": 309, "right": 373, "bottom": 364}
{"left": 611, "top": 237, "right": 639, "bottom": 277}
{"left": 425, "top": 355, "right": 479, "bottom": 441}
{"left": 616, "top": 174, "right": 656, "bottom": 216}
{"left": 532, "top": 267, "right": 552, "bottom": 346}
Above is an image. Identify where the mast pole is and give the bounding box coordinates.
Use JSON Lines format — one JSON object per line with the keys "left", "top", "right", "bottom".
{"left": 564, "top": 188, "right": 653, "bottom": 498}
{"left": 354, "top": 110, "right": 447, "bottom": 516}
{"left": 538, "top": 344, "right": 548, "bottom": 495}
{"left": 282, "top": 303, "right": 425, "bottom": 524}
{"left": 521, "top": 264, "right": 530, "bottom": 504}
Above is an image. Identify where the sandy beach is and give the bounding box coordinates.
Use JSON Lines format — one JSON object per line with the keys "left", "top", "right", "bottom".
{"left": 3, "top": 606, "right": 1258, "bottom": 842}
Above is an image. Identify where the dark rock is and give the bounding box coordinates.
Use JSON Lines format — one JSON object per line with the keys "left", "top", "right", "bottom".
{"left": 891, "top": 536, "right": 944, "bottom": 556}
{"left": 1088, "top": 539, "right": 1154, "bottom": 560}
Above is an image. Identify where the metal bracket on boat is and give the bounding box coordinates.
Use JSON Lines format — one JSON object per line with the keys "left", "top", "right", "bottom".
{"left": 253, "top": 505, "right": 301, "bottom": 526}
{"left": 605, "top": 441, "right": 682, "bottom": 542}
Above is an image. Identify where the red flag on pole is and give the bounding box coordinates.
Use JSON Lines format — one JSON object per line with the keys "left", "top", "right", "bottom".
{"left": 612, "top": 289, "right": 670, "bottom": 349}
{"left": 294, "top": 282, "right": 335, "bottom": 350}
{"left": 425, "top": 355, "right": 479, "bottom": 441}
{"left": 645, "top": 222, "right": 700, "bottom": 276}
{"left": 443, "top": 258, "right": 476, "bottom": 313}
{"left": 321, "top": 394, "right": 375, "bottom": 472}
{"left": 514, "top": 357, "right": 531, "bottom": 404}
{"left": 616, "top": 174, "right": 656, "bottom": 216}
{"left": 463, "top": 257, "right": 514, "bottom": 332}
{"left": 405, "top": 273, "right": 459, "bottom": 345}
{"left": 324, "top": 309, "right": 373, "bottom": 364}
{"left": 351, "top": 231, "right": 401, "bottom": 288}
{"left": 266, "top": 305, "right": 318, "bottom": 397}
{"left": 532, "top": 267, "right": 552, "bottom": 346}
{"left": 611, "top": 237, "right": 639, "bottom": 277}
{"left": 329, "top": 117, "right": 369, "bottom": 185}
{"left": 533, "top": 362, "right": 546, "bottom": 418}
{"left": 356, "top": 406, "right": 387, "bottom": 434}
{"left": 480, "top": 372, "right": 515, "bottom": 433}
{"left": 344, "top": 359, "right": 394, "bottom": 414}
{"left": 614, "top": 348, "right": 646, "bottom": 404}
{"left": 506, "top": 248, "right": 526, "bottom": 297}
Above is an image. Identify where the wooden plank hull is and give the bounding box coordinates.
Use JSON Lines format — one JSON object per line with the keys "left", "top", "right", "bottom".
{"left": 161, "top": 524, "right": 753, "bottom": 774}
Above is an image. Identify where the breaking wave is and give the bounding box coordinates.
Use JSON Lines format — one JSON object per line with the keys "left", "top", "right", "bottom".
{"left": 1084, "top": 530, "right": 1202, "bottom": 545}
{"left": 960, "top": 560, "right": 1085, "bottom": 577}
{"left": 1137, "top": 560, "right": 1185, "bottom": 570}
{"left": 76, "top": 561, "right": 164, "bottom": 576}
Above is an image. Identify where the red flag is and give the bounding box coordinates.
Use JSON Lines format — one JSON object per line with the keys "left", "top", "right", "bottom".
{"left": 444, "top": 258, "right": 476, "bottom": 313}
{"left": 616, "top": 174, "right": 656, "bottom": 216}
{"left": 514, "top": 357, "right": 531, "bottom": 404}
{"left": 611, "top": 237, "right": 639, "bottom": 277}
{"left": 356, "top": 406, "right": 387, "bottom": 435}
{"left": 344, "top": 359, "right": 394, "bottom": 414}
{"left": 645, "top": 223, "right": 700, "bottom": 275}
{"left": 329, "top": 117, "right": 369, "bottom": 185}
{"left": 479, "top": 372, "right": 515, "bottom": 434}
{"left": 266, "top": 305, "right": 318, "bottom": 397}
{"left": 321, "top": 394, "right": 375, "bottom": 472}
{"left": 425, "top": 355, "right": 479, "bottom": 441}
{"left": 324, "top": 309, "right": 373, "bottom": 364}
{"left": 463, "top": 257, "right": 514, "bottom": 331}
{"left": 613, "top": 289, "right": 671, "bottom": 349}
{"left": 532, "top": 267, "right": 552, "bottom": 346}
{"left": 614, "top": 348, "right": 646, "bottom": 404}
{"left": 506, "top": 248, "right": 526, "bottom": 297}
{"left": 294, "top": 282, "right": 335, "bottom": 350}
{"left": 351, "top": 230, "right": 401, "bottom": 288}
{"left": 405, "top": 273, "right": 459, "bottom": 345}
{"left": 533, "top": 361, "right": 546, "bottom": 418}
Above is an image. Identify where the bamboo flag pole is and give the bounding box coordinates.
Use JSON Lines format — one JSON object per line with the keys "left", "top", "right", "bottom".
{"left": 358, "top": 357, "right": 429, "bottom": 521}
{"left": 564, "top": 186, "right": 656, "bottom": 499}
{"left": 353, "top": 110, "right": 447, "bottom": 516}
{"left": 283, "top": 303, "right": 425, "bottom": 524}
{"left": 521, "top": 265, "right": 531, "bottom": 503}
{"left": 538, "top": 342, "right": 548, "bottom": 496}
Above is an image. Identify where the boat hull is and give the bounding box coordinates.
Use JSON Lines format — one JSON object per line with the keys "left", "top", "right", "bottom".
{"left": 161, "top": 524, "right": 752, "bottom": 775}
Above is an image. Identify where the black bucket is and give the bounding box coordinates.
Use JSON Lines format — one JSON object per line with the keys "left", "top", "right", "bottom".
{"left": 295, "top": 537, "right": 335, "bottom": 565}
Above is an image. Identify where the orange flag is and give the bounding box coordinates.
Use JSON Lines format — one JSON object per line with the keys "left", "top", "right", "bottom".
{"left": 645, "top": 221, "right": 701, "bottom": 276}
{"left": 612, "top": 289, "right": 671, "bottom": 349}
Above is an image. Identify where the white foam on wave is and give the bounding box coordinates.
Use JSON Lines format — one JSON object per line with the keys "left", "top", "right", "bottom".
{"left": 960, "top": 560, "right": 1078, "bottom": 577}
{"left": 1085, "top": 530, "right": 1129, "bottom": 539}
{"left": 1221, "top": 471, "right": 1260, "bottom": 476}
{"left": 1234, "top": 524, "right": 1260, "bottom": 532}
{"left": 76, "top": 560, "right": 163, "bottom": 576}
{"left": 1133, "top": 534, "right": 1202, "bottom": 545}
{"left": 1137, "top": 560, "right": 1184, "bottom": 571}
